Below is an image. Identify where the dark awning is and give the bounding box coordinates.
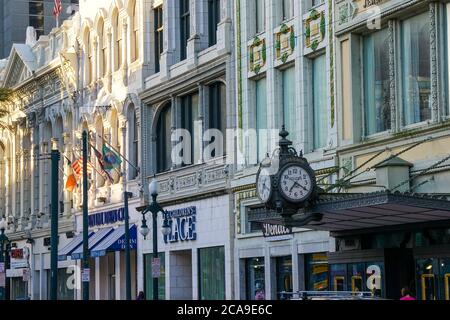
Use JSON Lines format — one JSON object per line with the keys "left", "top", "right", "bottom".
{"left": 249, "top": 191, "right": 450, "bottom": 232}
{"left": 90, "top": 225, "right": 137, "bottom": 258}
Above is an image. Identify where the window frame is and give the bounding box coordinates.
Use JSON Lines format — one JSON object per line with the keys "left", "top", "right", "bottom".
{"left": 179, "top": 0, "right": 190, "bottom": 61}
{"left": 154, "top": 5, "right": 164, "bottom": 73}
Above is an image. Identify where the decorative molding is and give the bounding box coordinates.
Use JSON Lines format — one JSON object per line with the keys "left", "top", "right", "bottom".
{"left": 304, "top": 8, "right": 326, "bottom": 53}
{"left": 429, "top": 2, "right": 439, "bottom": 123}
{"left": 388, "top": 19, "right": 397, "bottom": 133}
{"left": 248, "top": 36, "right": 267, "bottom": 76}
{"left": 275, "top": 23, "right": 295, "bottom": 65}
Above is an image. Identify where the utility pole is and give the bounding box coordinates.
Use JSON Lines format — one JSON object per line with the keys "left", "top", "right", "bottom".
{"left": 50, "top": 140, "right": 60, "bottom": 300}
{"left": 124, "top": 191, "right": 132, "bottom": 300}
{"left": 82, "top": 130, "right": 89, "bottom": 300}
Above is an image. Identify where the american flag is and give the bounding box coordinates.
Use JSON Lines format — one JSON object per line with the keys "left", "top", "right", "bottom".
{"left": 72, "top": 157, "right": 93, "bottom": 178}
{"left": 53, "top": 0, "right": 62, "bottom": 17}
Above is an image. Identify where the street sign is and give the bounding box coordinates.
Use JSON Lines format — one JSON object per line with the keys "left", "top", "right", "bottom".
{"left": 152, "top": 258, "right": 161, "bottom": 278}
{"left": 22, "top": 269, "right": 31, "bottom": 282}
{"left": 82, "top": 268, "right": 90, "bottom": 282}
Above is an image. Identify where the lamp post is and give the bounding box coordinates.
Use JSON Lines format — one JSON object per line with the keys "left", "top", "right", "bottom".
{"left": 138, "top": 177, "right": 171, "bottom": 301}
{"left": 50, "top": 139, "right": 60, "bottom": 301}
{"left": 0, "top": 218, "right": 10, "bottom": 300}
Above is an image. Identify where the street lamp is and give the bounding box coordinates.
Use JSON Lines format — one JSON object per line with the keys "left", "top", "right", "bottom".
{"left": 0, "top": 217, "right": 10, "bottom": 300}
{"left": 138, "top": 177, "right": 171, "bottom": 300}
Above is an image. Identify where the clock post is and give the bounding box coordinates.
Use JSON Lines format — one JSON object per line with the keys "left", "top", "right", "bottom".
{"left": 256, "top": 127, "right": 322, "bottom": 226}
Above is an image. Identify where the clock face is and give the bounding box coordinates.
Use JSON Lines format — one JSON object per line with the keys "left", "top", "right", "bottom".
{"left": 257, "top": 168, "right": 272, "bottom": 203}
{"left": 279, "top": 165, "right": 313, "bottom": 202}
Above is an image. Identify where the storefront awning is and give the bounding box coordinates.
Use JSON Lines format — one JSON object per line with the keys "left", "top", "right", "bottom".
{"left": 58, "top": 232, "right": 94, "bottom": 261}
{"left": 71, "top": 227, "right": 114, "bottom": 260}
{"left": 90, "top": 225, "right": 137, "bottom": 258}
{"left": 249, "top": 191, "right": 450, "bottom": 233}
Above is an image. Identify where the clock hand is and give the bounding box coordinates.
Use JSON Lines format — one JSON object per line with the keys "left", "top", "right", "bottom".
{"left": 292, "top": 181, "right": 308, "bottom": 192}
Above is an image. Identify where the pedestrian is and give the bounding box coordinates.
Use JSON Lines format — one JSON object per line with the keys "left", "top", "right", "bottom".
{"left": 400, "top": 287, "right": 416, "bottom": 300}
{"left": 137, "top": 291, "right": 145, "bottom": 300}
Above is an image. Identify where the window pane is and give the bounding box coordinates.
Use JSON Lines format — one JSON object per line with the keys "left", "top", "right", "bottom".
{"left": 313, "top": 54, "right": 328, "bottom": 149}
{"left": 157, "top": 104, "right": 172, "bottom": 173}
{"left": 256, "top": 0, "right": 266, "bottom": 34}
{"left": 208, "top": 0, "right": 220, "bottom": 46}
{"left": 144, "top": 253, "right": 166, "bottom": 300}
{"left": 305, "top": 253, "right": 329, "bottom": 291}
{"left": 180, "top": 0, "right": 190, "bottom": 61}
{"left": 199, "top": 247, "right": 225, "bottom": 300}
{"left": 364, "top": 28, "right": 391, "bottom": 135}
{"left": 282, "top": 67, "right": 297, "bottom": 144}
{"left": 276, "top": 256, "right": 292, "bottom": 300}
{"left": 246, "top": 258, "right": 265, "bottom": 300}
{"left": 401, "top": 13, "right": 431, "bottom": 125}
{"left": 256, "top": 78, "right": 267, "bottom": 162}
{"left": 282, "top": 0, "right": 293, "bottom": 21}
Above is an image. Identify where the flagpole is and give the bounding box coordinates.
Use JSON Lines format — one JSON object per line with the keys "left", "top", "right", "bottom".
{"left": 97, "top": 134, "right": 140, "bottom": 173}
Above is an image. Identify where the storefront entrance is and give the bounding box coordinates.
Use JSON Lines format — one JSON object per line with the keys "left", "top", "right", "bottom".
{"left": 415, "top": 256, "right": 450, "bottom": 300}
{"left": 276, "top": 256, "right": 293, "bottom": 300}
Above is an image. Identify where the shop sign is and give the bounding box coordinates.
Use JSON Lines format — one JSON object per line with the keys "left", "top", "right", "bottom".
{"left": 11, "top": 249, "right": 23, "bottom": 259}
{"left": 89, "top": 208, "right": 125, "bottom": 227}
{"left": 164, "top": 206, "right": 197, "bottom": 244}
{"left": 262, "top": 223, "right": 293, "bottom": 242}
{"left": 152, "top": 258, "right": 161, "bottom": 278}
{"left": 82, "top": 268, "right": 90, "bottom": 282}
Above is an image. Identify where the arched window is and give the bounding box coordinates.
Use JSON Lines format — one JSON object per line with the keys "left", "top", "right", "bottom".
{"left": 127, "top": 104, "right": 138, "bottom": 179}
{"left": 131, "top": 1, "right": 139, "bottom": 62}
{"left": 156, "top": 103, "right": 172, "bottom": 173}
{"left": 85, "top": 29, "right": 93, "bottom": 85}
{"left": 114, "top": 10, "right": 122, "bottom": 71}
{"left": 98, "top": 18, "right": 107, "bottom": 77}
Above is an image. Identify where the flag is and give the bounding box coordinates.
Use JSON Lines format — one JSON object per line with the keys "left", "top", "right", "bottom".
{"left": 53, "top": 0, "right": 62, "bottom": 17}
{"left": 102, "top": 144, "right": 122, "bottom": 171}
{"left": 65, "top": 158, "right": 77, "bottom": 192}
{"left": 72, "top": 157, "right": 93, "bottom": 178}
{"left": 91, "top": 145, "right": 114, "bottom": 183}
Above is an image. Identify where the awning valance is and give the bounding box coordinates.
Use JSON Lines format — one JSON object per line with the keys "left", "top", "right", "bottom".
{"left": 90, "top": 225, "right": 137, "bottom": 258}
{"left": 249, "top": 191, "right": 450, "bottom": 233}
{"left": 58, "top": 232, "right": 94, "bottom": 261}
{"left": 71, "top": 227, "right": 113, "bottom": 260}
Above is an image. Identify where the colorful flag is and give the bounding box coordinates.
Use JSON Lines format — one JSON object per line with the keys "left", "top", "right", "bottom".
{"left": 72, "top": 157, "right": 93, "bottom": 178}
{"left": 91, "top": 145, "right": 114, "bottom": 183}
{"left": 53, "top": 0, "right": 62, "bottom": 17}
{"left": 102, "top": 144, "right": 122, "bottom": 171}
{"left": 65, "top": 158, "right": 77, "bottom": 192}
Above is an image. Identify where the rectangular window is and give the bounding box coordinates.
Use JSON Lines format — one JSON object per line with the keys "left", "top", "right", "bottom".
{"left": 445, "top": 4, "right": 450, "bottom": 117}
{"left": 208, "top": 83, "right": 227, "bottom": 158}
{"left": 208, "top": 0, "right": 220, "bottom": 46}
{"left": 154, "top": 6, "right": 163, "bottom": 73}
{"left": 401, "top": 12, "right": 431, "bottom": 126}
{"left": 180, "top": 0, "right": 190, "bottom": 61}
{"left": 246, "top": 258, "right": 265, "bottom": 300}
{"left": 256, "top": 77, "right": 268, "bottom": 162}
{"left": 180, "top": 93, "right": 200, "bottom": 165}
{"left": 305, "top": 253, "right": 329, "bottom": 291}
{"left": 282, "top": 0, "right": 294, "bottom": 21}
{"left": 255, "top": 0, "right": 266, "bottom": 34}
{"left": 363, "top": 28, "right": 391, "bottom": 135}
{"left": 276, "top": 256, "right": 293, "bottom": 300}
{"left": 198, "top": 246, "right": 225, "bottom": 300}
{"left": 144, "top": 253, "right": 166, "bottom": 300}
{"left": 282, "top": 67, "right": 297, "bottom": 143}
{"left": 156, "top": 104, "right": 172, "bottom": 173}
{"left": 312, "top": 54, "right": 328, "bottom": 149}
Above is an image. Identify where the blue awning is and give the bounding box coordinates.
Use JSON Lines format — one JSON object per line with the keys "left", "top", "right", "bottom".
{"left": 90, "top": 225, "right": 137, "bottom": 258}
{"left": 71, "top": 227, "right": 114, "bottom": 260}
{"left": 58, "top": 232, "right": 94, "bottom": 261}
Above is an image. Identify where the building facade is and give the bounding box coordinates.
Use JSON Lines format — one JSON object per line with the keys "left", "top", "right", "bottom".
{"left": 138, "top": 0, "right": 236, "bottom": 300}
{"left": 0, "top": 0, "right": 80, "bottom": 59}
{"left": 0, "top": 0, "right": 147, "bottom": 300}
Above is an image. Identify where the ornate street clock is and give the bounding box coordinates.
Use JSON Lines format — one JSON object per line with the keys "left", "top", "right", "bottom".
{"left": 256, "top": 127, "right": 318, "bottom": 222}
